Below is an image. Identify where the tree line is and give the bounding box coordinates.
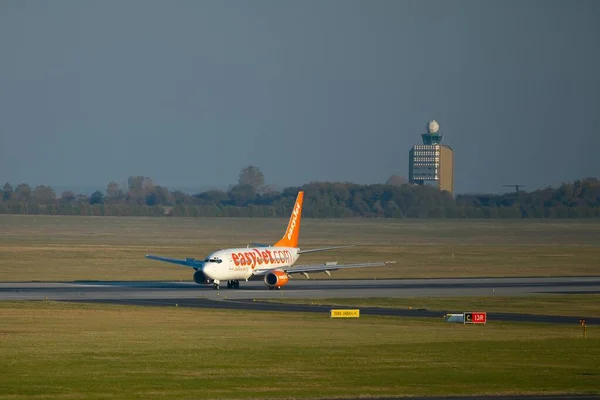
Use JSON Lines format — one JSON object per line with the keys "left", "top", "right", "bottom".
{"left": 1, "top": 167, "right": 599, "bottom": 218}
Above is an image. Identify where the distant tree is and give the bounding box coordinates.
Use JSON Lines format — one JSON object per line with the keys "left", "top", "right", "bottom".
{"left": 228, "top": 184, "right": 257, "bottom": 206}
{"left": 106, "top": 181, "right": 124, "bottom": 199}
{"left": 260, "top": 184, "right": 280, "bottom": 196}
{"left": 90, "top": 191, "right": 104, "bottom": 205}
{"left": 127, "top": 176, "right": 155, "bottom": 204}
{"left": 60, "top": 191, "right": 77, "bottom": 203}
{"left": 128, "top": 176, "right": 144, "bottom": 192}
{"left": 153, "top": 186, "right": 174, "bottom": 205}
{"left": 76, "top": 193, "right": 89, "bottom": 203}
{"left": 15, "top": 183, "right": 32, "bottom": 202}
{"left": 2, "top": 182, "right": 13, "bottom": 202}
{"left": 1, "top": 175, "right": 600, "bottom": 219}
{"left": 171, "top": 191, "right": 191, "bottom": 205}
{"left": 145, "top": 192, "right": 158, "bottom": 206}
{"left": 128, "top": 176, "right": 155, "bottom": 194}
{"left": 33, "top": 185, "right": 56, "bottom": 204}
{"left": 195, "top": 190, "right": 230, "bottom": 205}
{"left": 238, "top": 165, "right": 265, "bottom": 190}
{"left": 385, "top": 175, "right": 407, "bottom": 186}
{"left": 351, "top": 192, "right": 371, "bottom": 215}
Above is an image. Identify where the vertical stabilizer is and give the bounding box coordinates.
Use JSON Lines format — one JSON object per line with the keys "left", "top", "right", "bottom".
{"left": 274, "top": 191, "right": 303, "bottom": 248}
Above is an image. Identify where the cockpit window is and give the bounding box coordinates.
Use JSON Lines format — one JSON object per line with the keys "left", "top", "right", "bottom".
{"left": 206, "top": 257, "right": 222, "bottom": 263}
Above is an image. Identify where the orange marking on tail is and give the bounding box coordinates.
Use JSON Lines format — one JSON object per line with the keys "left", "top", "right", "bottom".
{"left": 274, "top": 191, "right": 303, "bottom": 248}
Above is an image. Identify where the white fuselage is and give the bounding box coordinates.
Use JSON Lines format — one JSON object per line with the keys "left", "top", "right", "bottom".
{"left": 201, "top": 247, "right": 300, "bottom": 282}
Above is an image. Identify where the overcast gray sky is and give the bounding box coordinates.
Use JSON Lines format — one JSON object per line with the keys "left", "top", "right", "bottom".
{"left": 1, "top": 0, "right": 598, "bottom": 194}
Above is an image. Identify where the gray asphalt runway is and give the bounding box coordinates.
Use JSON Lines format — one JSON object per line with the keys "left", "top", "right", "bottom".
{"left": 1, "top": 276, "right": 600, "bottom": 300}
{"left": 2, "top": 276, "right": 599, "bottom": 325}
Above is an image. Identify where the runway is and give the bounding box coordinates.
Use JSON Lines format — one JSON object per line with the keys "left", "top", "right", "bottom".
{"left": 1, "top": 276, "right": 599, "bottom": 325}
{"left": 1, "top": 276, "right": 600, "bottom": 301}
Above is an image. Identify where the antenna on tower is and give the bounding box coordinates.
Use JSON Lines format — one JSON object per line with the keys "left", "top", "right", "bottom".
{"left": 502, "top": 184, "right": 526, "bottom": 193}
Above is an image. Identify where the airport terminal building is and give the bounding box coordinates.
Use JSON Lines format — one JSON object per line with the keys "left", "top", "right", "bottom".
{"left": 408, "top": 120, "right": 454, "bottom": 195}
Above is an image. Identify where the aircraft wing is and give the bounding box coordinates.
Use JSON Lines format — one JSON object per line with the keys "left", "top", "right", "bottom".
{"left": 252, "top": 260, "right": 395, "bottom": 277}
{"left": 297, "top": 245, "right": 355, "bottom": 254}
{"left": 145, "top": 254, "right": 204, "bottom": 268}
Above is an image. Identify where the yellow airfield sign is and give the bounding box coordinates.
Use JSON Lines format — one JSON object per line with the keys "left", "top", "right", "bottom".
{"left": 330, "top": 309, "right": 360, "bottom": 318}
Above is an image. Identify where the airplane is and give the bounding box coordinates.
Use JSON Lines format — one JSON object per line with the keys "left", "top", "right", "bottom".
{"left": 145, "top": 191, "right": 395, "bottom": 290}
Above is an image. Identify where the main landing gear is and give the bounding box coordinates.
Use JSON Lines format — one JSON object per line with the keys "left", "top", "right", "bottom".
{"left": 226, "top": 280, "right": 240, "bottom": 289}
{"left": 212, "top": 280, "right": 240, "bottom": 290}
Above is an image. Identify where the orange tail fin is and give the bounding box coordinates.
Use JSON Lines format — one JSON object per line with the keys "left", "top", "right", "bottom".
{"left": 274, "top": 191, "right": 303, "bottom": 248}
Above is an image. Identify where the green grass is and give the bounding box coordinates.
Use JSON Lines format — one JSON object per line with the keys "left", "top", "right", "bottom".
{"left": 0, "top": 301, "right": 599, "bottom": 399}
{"left": 260, "top": 294, "right": 600, "bottom": 318}
{"left": 1, "top": 215, "right": 600, "bottom": 281}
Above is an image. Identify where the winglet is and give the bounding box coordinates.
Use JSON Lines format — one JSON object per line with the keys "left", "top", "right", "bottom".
{"left": 274, "top": 191, "right": 304, "bottom": 248}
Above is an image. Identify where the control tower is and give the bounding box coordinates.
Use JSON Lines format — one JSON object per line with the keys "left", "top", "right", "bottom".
{"left": 408, "top": 120, "right": 454, "bottom": 195}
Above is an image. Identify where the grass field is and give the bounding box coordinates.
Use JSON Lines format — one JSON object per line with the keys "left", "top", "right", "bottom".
{"left": 2, "top": 216, "right": 598, "bottom": 399}
{"left": 1, "top": 301, "right": 599, "bottom": 400}
{"left": 1, "top": 215, "right": 599, "bottom": 281}
{"left": 261, "top": 294, "right": 600, "bottom": 318}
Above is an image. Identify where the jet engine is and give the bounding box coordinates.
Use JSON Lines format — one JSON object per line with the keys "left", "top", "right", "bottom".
{"left": 264, "top": 270, "right": 289, "bottom": 289}
{"left": 193, "top": 269, "right": 212, "bottom": 285}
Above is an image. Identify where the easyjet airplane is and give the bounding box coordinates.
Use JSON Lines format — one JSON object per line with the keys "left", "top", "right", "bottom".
{"left": 145, "top": 191, "right": 394, "bottom": 290}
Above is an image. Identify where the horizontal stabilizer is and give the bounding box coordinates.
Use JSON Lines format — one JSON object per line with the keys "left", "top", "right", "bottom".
{"left": 285, "top": 261, "right": 395, "bottom": 274}
{"left": 297, "top": 245, "right": 355, "bottom": 254}
{"left": 252, "top": 261, "right": 395, "bottom": 276}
